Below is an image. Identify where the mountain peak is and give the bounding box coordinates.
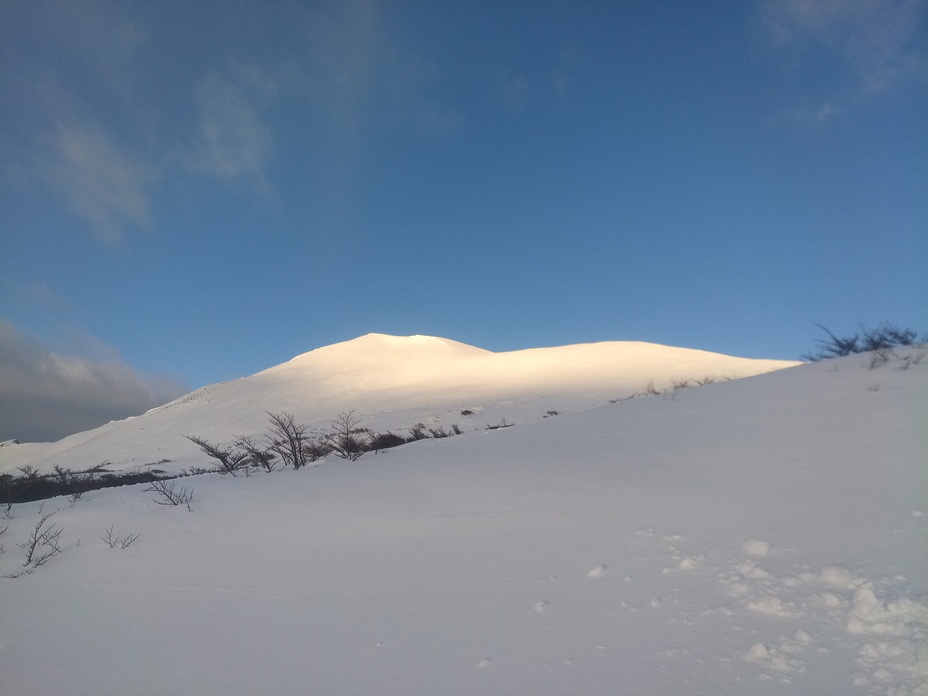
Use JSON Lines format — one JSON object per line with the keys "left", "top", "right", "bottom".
{"left": 268, "top": 333, "right": 491, "bottom": 372}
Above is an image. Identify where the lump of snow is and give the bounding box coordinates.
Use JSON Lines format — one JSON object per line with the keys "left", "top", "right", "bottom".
{"left": 736, "top": 561, "right": 771, "bottom": 579}
{"left": 744, "top": 643, "right": 793, "bottom": 672}
{"left": 819, "top": 591, "right": 845, "bottom": 608}
{"left": 742, "top": 539, "right": 772, "bottom": 556}
{"left": 587, "top": 565, "right": 606, "bottom": 578}
{"left": 820, "top": 565, "right": 862, "bottom": 589}
{"left": 747, "top": 596, "right": 795, "bottom": 617}
{"left": 846, "top": 583, "right": 928, "bottom": 637}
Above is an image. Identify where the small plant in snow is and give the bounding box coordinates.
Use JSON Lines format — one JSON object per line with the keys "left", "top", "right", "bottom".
{"left": 266, "top": 411, "right": 318, "bottom": 469}
{"left": 326, "top": 410, "right": 368, "bottom": 461}
{"left": 427, "top": 425, "right": 456, "bottom": 438}
{"left": 4, "top": 509, "right": 63, "bottom": 577}
{"left": 868, "top": 348, "right": 893, "bottom": 370}
{"left": 100, "top": 524, "right": 140, "bottom": 549}
{"left": 145, "top": 480, "right": 194, "bottom": 511}
{"left": 805, "top": 322, "right": 923, "bottom": 361}
{"left": 233, "top": 434, "right": 277, "bottom": 473}
{"left": 407, "top": 423, "right": 429, "bottom": 441}
{"left": 184, "top": 434, "right": 246, "bottom": 475}
{"left": 896, "top": 351, "right": 925, "bottom": 371}
{"left": 485, "top": 418, "right": 513, "bottom": 430}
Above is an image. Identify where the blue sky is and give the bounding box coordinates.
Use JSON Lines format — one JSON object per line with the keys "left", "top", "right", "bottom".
{"left": 1, "top": 0, "right": 926, "bottom": 442}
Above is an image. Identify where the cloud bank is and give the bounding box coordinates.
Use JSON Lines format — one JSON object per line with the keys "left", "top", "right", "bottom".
{"left": 0, "top": 320, "right": 188, "bottom": 443}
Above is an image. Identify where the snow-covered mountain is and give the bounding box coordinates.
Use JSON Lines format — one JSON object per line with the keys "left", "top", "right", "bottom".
{"left": 1, "top": 337, "right": 925, "bottom": 696}
{"left": 0, "top": 333, "right": 799, "bottom": 476}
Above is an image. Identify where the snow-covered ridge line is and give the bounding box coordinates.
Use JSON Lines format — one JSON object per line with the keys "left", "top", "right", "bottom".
{"left": 0, "top": 334, "right": 800, "bottom": 476}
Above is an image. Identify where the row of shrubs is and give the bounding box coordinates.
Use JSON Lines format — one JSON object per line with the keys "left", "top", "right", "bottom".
{"left": 184, "top": 410, "right": 467, "bottom": 475}
{"left": 805, "top": 323, "right": 924, "bottom": 361}
{"left": 1, "top": 464, "right": 169, "bottom": 506}
{"left": 1, "top": 411, "right": 476, "bottom": 505}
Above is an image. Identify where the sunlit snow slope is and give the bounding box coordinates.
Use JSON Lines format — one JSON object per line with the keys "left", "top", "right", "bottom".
{"left": 0, "top": 333, "right": 798, "bottom": 476}
{"left": 0, "top": 342, "right": 925, "bottom": 696}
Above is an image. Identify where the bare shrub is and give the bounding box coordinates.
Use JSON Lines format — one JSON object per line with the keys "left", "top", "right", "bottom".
{"left": 233, "top": 435, "right": 277, "bottom": 473}
{"left": 326, "top": 410, "right": 368, "bottom": 461}
{"left": 5, "top": 510, "right": 63, "bottom": 576}
{"left": 100, "top": 524, "right": 140, "bottom": 549}
{"left": 407, "top": 423, "right": 429, "bottom": 441}
{"left": 806, "top": 323, "right": 923, "bottom": 361}
{"left": 428, "top": 426, "right": 455, "bottom": 438}
{"left": 145, "top": 480, "right": 194, "bottom": 511}
{"left": 868, "top": 348, "right": 893, "bottom": 370}
{"left": 642, "top": 379, "right": 662, "bottom": 396}
{"left": 485, "top": 418, "right": 513, "bottom": 430}
{"left": 16, "top": 465, "right": 38, "bottom": 481}
{"left": 184, "top": 435, "right": 246, "bottom": 475}
{"left": 861, "top": 324, "right": 918, "bottom": 352}
{"left": 368, "top": 431, "right": 408, "bottom": 452}
{"left": 266, "top": 411, "right": 314, "bottom": 469}
{"left": 896, "top": 351, "right": 926, "bottom": 371}
{"left": 302, "top": 438, "right": 332, "bottom": 463}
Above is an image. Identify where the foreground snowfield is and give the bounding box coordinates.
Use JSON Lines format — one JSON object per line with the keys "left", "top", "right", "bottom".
{"left": 1, "top": 339, "right": 925, "bottom": 695}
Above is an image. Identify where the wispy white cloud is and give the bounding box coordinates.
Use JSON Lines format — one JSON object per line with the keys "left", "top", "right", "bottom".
{"left": 760, "top": 0, "right": 927, "bottom": 98}
{"left": 0, "top": 319, "right": 187, "bottom": 443}
{"left": 41, "top": 122, "right": 154, "bottom": 245}
{"left": 185, "top": 70, "right": 274, "bottom": 193}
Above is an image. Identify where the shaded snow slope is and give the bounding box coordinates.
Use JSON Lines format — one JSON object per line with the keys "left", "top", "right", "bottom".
{"left": 0, "top": 333, "right": 798, "bottom": 476}
{"left": 0, "top": 346, "right": 925, "bottom": 695}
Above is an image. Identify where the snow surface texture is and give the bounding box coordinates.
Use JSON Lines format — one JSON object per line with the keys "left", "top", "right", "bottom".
{"left": 1, "top": 337, "right": 925, "bottom": 695}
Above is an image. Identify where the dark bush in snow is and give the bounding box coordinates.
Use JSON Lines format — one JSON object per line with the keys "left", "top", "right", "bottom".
{"left": 265, "top": 411, "right": 317, "bottom": 470}
{"left": 326, "top": 411, "right": 368, "bottom": 461}
{"left": 3, "top": 508, "right": 64, "bottom": 577}
{"left": 805, "top": 323, "right": 923, "bottom": 361}
{"left": 184, "top": 435, "right": 246, "bottom": 475}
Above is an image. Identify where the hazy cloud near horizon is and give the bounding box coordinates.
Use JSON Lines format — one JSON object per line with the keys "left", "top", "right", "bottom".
{"left": 0, "top": 320, "right": 188, "bottom": 443}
